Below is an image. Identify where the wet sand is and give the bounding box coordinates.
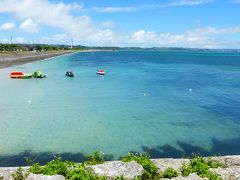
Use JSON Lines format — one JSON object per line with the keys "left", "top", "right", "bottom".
{"left": 0, "top": 51, "right": 74, "bottom": 69}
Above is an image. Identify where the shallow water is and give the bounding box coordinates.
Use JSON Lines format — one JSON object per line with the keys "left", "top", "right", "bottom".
{"left": 0, "top": 50, "right": 240, "bottom": 165}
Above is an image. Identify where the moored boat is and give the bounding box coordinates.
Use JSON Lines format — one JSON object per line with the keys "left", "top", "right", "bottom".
{"left": 22, "top": 74, "right": 32, "bottom": 79}
{"left": 32, "top": 71, "right": 46, "bottom": 78}
{"left": 10, "top": 72, "right": 24, "bottom": 78}
{"left": 65, "top": 71, "right": 74, "bottom": 77}
{"left": 97, "top": 69, "right": 106, "bottom": 75}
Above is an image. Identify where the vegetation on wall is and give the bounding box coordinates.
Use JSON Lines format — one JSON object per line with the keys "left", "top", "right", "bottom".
{"left": 10, "top": 152, "right": 224, "bottom": 180}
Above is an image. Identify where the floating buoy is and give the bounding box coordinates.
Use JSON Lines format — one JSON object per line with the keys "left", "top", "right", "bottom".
{"left": 28, "top": 100, "right": 31, "bottom": 104}
{"left": 189, "top": 88, "right": 192, "bottom": 92}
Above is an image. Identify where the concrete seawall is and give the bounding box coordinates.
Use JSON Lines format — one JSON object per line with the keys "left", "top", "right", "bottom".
{"left": 0, "top": 155, "right": 240, "bottom": 179}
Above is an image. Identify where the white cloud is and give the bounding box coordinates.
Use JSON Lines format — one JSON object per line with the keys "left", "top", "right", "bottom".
{"left": 1, "top": 39, "right": 10, "bottom": 43}
{"left": 100, "top": 21, "right": 115, "bottom": 28}
{"left": 0, "top": 0, "right": 239, "bottom": 48}
{"left": 92, "top": 6, "right": 139, "bottom": 13}
{"left": 127, "top": 26, "right": 240, "bottom": 48}
{"left": 26, "top": 26, "right": 240, "bottom": 48}
{"left": 132, "top": 30, "right": 157, "bottom": 42}
{"left": 92, "top": 1, "right": 212, "bottom": 14}
{"left": 15, "top": 37, "right": 27, "bottom": 43}
{"left": 19, "top": 19, "right": 39, "bottom": 33}
{"left": 172, "top": 0, "right": 212, "bottom": 6}
{"left": 0, "top": 22, "right": 16, "bottom": 30}
{"left": 0, "top": 0, "right": 92, "bottom": 38}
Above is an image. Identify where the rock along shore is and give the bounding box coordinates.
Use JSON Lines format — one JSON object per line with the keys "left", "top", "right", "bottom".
{"left": 0, "top": 51, "right": 74, "bottom": 69}
{"left": 0, "top": 155, "right": 240, "bottom": 179}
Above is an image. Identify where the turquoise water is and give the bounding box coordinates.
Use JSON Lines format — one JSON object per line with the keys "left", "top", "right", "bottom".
{"left": 0, "top": 50, "right": 240, "bottom": 165}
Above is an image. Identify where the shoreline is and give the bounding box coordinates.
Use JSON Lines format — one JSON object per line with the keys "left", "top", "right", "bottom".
{"left": 0, "top": 155, "right": 239, "bottom": 179}
{"left": 0, "top": 50, "right": 76, "bottom": 69}
{"left": 0, "top": 49, "right": 111, "bottom": 69}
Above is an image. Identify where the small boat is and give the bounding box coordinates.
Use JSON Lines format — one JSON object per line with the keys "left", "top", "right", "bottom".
{"left": 65, "top": 71, "right": 74, "bottom": 77}
{"left": 22, "top": 74, "right": 32, "bottom": 79}
{"left": 32, "top": 71, "right": 46, "bottom": 78}
{"left": 97, "top": 69, "right": 106, "bottom": 75}
{"left": 10, "top": 72, "right": 24, "bottom": 78}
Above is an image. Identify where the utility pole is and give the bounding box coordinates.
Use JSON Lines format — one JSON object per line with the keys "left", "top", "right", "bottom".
{"left": 71, "top": 39, "right": 73, "bottom": 49}
{"left": 11, "top": 35, "right": 13, "bottom": 52}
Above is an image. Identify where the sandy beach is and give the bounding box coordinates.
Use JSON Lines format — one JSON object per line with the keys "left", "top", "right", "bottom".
{"left": 0, "top": 51, "right": 74, "bottom": 69}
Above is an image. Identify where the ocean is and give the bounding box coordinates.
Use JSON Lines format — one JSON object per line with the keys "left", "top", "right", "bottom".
{"left": 0, "top": 50, "right": 240, "bottom": 166}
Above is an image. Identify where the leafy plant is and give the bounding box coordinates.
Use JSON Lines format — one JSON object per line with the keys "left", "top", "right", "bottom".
{"left": 87, "top": 151, "right": 105, "bottom": 165}
{"left": 42, "top": 155, "right": 68, "bottom": 176}
{"left": 160, "top": 167, "right": 178, "bottom": 179}
{"left": 181, "top": 162, "right": 192, "bottom": 177}
{"left": 29, "top": 155, "right": 68, "bottom": 176}
{"left": 180, "top": 155, "right": 223, "bottom": 180}
{"left": 28, "top": 153, "right": 106, "bottom": 180}
{"left": 122, "top": 153, "right": 160, "bottom": 179}
{"left": 28, "top": 162, "right": 43, "bottom": 174}
{"left": 11, "top": 167, "right": 29, "bottom": 180}
{"left": 66, "top": 164, "right": 106, "bottom": 180}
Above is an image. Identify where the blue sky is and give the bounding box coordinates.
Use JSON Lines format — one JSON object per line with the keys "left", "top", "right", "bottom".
{"left": 0, "top": 0, "right": 240, "bottom": 48}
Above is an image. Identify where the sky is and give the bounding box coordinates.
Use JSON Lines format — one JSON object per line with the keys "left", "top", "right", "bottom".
{"left": 0, "top": 0, "right": 240, "bottom": 48}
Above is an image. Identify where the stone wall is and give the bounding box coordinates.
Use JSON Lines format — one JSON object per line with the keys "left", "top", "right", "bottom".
{"left": 0, "top": 155, "right": 240, "bottom": 179}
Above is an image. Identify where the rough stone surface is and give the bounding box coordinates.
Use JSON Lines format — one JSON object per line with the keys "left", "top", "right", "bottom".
{"left": 88, "top": 161, "right": 144, "bottom": 179}
{"left": 27, "top": 173, "right": 65, "bottom": 180}
{"left": 0, "top": 167, "right": 65, "bottom": 180}
{"left": 212, "top": 155, "right": 240, "bottom": 167}
{"left": 151, "top": 158, "right": 190, "bottom": 172}
{"left": 212, "top": 166, "right": 240, "bottom": 180}
{"left": 166, "top": 173, "right": 207, "bottom": 180}
{"left": 1, "top": 155, "right": 240, "bottom": 179}
{"left": 0, "top": 167, "right": 28, "bottom": 180}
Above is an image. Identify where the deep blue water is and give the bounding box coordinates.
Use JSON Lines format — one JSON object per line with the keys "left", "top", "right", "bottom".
{"left": 0, "top": 50, "right": 240, "bottom": 166}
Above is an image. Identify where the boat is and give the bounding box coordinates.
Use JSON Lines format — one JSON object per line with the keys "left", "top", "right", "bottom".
{"left": 10, "top": 72, "right": 24, "bottom": 78}
{"left": 22, "top": 74, "right": 32, "bottom": 79}
{"left": 32, "top": 71, "right": 46, "bottom": 78}
{"left": 65, "top": 71, "right": 74, "bottom": 77}
{"left": 96, "top": 69, "right": 106, "bottom": 75}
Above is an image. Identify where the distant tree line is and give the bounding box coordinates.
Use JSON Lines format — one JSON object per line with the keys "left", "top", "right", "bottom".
{"left": 0, "top": 43, "right": 126, "bottom": 53}
{"left": 34, "top": 44, "right": 68, "bottom": 51}
{"left": 0, "top": 44, "right": 25, "bottom": 52}
{"left": 0, "top": 43, "right": 74, "bottom": 52}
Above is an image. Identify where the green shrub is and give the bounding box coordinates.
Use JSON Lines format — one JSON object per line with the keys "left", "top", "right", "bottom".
{"left": 41, "top": 156, "right": 68, "bottom": 176}
{"left": 28, "top": 162, "right": 43, "bottom": 174}
{"left": 181, "top": 155, "right": 223, "bottom": 180}
{"left": 122, "top": 153, "right": 160, "bottom": 179}
{"left": 160, "top": 168, "right": 178, "bottom": 179}
{"left": 206, "top": 157, "right": 224, "bottom": 168}
{"left": 27, "top": 152, "right": 224, "bottom": 180}
{"left": 29, "top": 155, "right": 69, "bottom": 176}
{"left": 87, "top": 151, "right": 105, "bottom": 165}
{"left": 28, "top": 153, "right": 106, "bottom": 180}
{"left": 11, "top": 167, "right": 29, "bottom": 180}
{"left": 181, "top": 163, "right": 192, "bottom": 177}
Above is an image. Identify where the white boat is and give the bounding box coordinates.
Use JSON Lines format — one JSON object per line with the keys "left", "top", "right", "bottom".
{"left": 97, "top": 69, "right": 106, "bottom": 75}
